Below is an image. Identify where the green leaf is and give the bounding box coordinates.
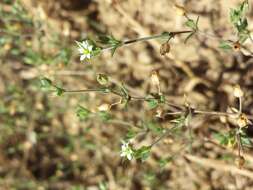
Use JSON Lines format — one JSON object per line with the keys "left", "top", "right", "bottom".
{"left": 98, "top": 35, "right": 122, "bottom": 46}
{"left": 219, "top": 41, "right": 232, "bottom": 50}
{"left": 126, "top": 129, "right": 137, "bottom": 140}
{"left": 184, "top": 32, "right": 195, "bottom": 44}
{"left": 98, "top": 182, "right": 108, "bottom": 190}
{"left": 229, "top": 0, "right": 249, "bottom": 38}
{"left": 40, "top": 78, "right": 52, "bottom": 89}
{"left": 111, "top": 44, "right": 121, "bottom": 57}
{"left": 213, "top": 133, "right": 228, "bottom": 145}
{"left": 97, "top": 74, "right": 109, "bottom": 86}
{"left": 171, "top": 115, "right": 186, "bottom": 128}
{"left": 213, "top": 131, "right": 236, "bottom": 147}
{"left": 98, "top": 35, "right": 122, "bottom": 57}
{"left": 135, "top": 146, "right": 152, "bottom": 162}
{"left": 241, "top": 135, "right": 252, "bottom": 147}
{"left": 185, "top": 16, "right": 199, "bottom": 31}
{"left": 119, "top": 83, "right": 130, "bottom": 107}
{"left": 91, "top": 47, "right": 102, "bottom": 57}
{"left": 185, "top": 19, "right": 195, "bottom": 29}
{"left": 159, "top": 156, "right": 173, "bottom": 168}
{"left": 159, "top": 94, "right": 165, "bottom": 103}
{"left": 55, "top": 87, "right": 65, "bottom": 96}
{"left": 76, "top": 106, "right": 91, "bottom": 120}
{"left": 144, "top": 121, "right": 163, "bottom": 134}
{"left": 98, "top": 111, "right": 112, "bottom": 122}
{"left": 56, "top": 48, "right": 72, "bottom": 65}
{"left": 147, "top": 99, "right": 159, "bottom": 109}
{"left": 239, "top": 32, "right": 250, "bottom": 43}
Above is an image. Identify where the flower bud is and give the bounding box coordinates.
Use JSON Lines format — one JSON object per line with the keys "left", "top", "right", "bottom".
{"left": 233, "top": 85, "right": 244, "bottom": 98}
{"left": 237, "top": 113, "right": 249, "bottom": 128}
{"left": 233, "top": 42, "right": 241, "bottom": 51}
{"left": 98, "top": 103, "right": 110, "bottom": 111}
{"left": 160, "top": 42, "right": 171, "bottom": 56}
{"left": 173, "top": 4, "right": 186, "bottom": 16}
{"left": 97, "top": 73, "right": 109, "bottom": 86}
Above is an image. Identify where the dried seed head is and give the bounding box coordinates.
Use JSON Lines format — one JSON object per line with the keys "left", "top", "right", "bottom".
{"left": 237, "top": 113, "right": 249, "bottom": 128}
{"left": 173, "top": 4, "right": 186, "bottom": 16}
{"left": 70, "top": 154, "right": 78, "bottom": 161}
{"left": 233, "top": 85, "right": 244, "bottom": 98}
{"left": 97, "top": 73, "right": 109, "bottom": 86}
{"left": 98, "top": 104, "right": 110, "bottom": 111}
{"left": 151, "top": 71, "right": 160, "bottom": 87}
{"left": 235, "top": 155, "right": 245, "bottom": 169}
{"left": 155, "top": 108, "right": 163, "bottom": 118}
{"left": 233, "top": 42, "right": 241, "bottom": 51}
{"left": 160, "top": 42, "right": 171, "bottom": 56}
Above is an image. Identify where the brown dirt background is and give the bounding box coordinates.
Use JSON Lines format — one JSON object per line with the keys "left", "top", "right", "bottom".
{"left": 1, "top": 0, "right": 253, "bottom": 189}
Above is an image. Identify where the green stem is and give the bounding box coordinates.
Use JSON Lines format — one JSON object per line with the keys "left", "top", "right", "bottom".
{"left": 54, "top": 86, "right": 253, "bottom": 120}
{"left": 102, "top": 30, "right": 192, "bottom": 51}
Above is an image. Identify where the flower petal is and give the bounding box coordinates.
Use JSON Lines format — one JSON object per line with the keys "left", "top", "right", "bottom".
{"left": 86, "top": 54, "right": 91, "bottom": 59}
{"left": 80, "top": 55, "right": 86, "bottom": 61}
{"left": 88, "top": 45, "right": 93, "bottom": 51}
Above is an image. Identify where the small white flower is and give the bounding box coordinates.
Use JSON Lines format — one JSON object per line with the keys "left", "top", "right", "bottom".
{"left": 76, "top": 40, "right": 93, "bottom": 61}
{"left": 120, "top": 141, "right": 134, "bottom": 161}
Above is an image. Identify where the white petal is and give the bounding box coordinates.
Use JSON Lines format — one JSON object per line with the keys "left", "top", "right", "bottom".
{"left": 88, "top": 45, "right": 93, "bottom": 51}
{"left": 127, "top": 154, "right": 132, "bottom": 160}
{"left": 78, "top": 48, "right": 83, "bottom": 53}
{"left": 80, "top": 55, "right": 86, "bottom": 61}
{"left": 120, "top": 152, "right": 125, "bottom": 157}
{"left": 82, "top": 41, "right": 89, "bottom": 48}
{"left": 86, "top": 54, "right": 91, "bottom": 59}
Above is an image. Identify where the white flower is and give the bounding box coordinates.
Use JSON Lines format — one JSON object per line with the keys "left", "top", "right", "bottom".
{"left": 76, "top": 40, "right": 93, "bottom": 61}
{"left": 120, "top": 141, "right": 134, "bottom": 160}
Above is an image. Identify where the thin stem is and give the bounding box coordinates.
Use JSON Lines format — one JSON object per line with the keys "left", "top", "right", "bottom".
{"left": 236, "top": 131, "right": 243, "bottom": 157}
{"left": 63, "top": 89, "right": 106, "bottom": 93}
{"left": 54, "top": 86, "right": 252, "bottom": 120}
{"left": 194, "top": 110, "right": 234, "bottom": 117}
{"left": 239, "top": 97, "right": 243, "bottom": 114}
{"left": 122, "top": 30, "right": 191, "bottom": 45}
{"left": 101, "top": 30, "right": 192, "bottom": 51}
{"left": 150, "top": 125, "right": 177, "bottom": 147}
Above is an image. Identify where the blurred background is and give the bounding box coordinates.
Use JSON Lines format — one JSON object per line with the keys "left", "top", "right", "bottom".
{"left": 1, "top": 0, "right": 253, "bottom": 189}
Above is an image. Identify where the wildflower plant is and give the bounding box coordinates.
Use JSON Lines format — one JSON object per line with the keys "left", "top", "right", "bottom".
{"left": 120, "top": 141, "right": 135, "bottom": 161}
{"left": 41, "top": 0, "right": 253, "bottom": 168}
{"left": 76, "top": 40, "right": 101, "bottom": 61}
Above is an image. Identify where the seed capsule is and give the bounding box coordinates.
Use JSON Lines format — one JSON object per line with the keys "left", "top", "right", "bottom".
{"left": 235, "top": 156, "right": 245, "bottom": 169}
{"left": 237, "top": 113, "right": 249, "bottom": 128}
{"left": 160, "top": 42, "right": 170, "bottom": 56}
{"left": 233, "top": 42, "right": 241, "bottom": 51}
{"left": 173, "top": 4, "right": 186, "bottom": 16}
{"left": 233, "top": 85, "right": 244, "bottom": 98}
